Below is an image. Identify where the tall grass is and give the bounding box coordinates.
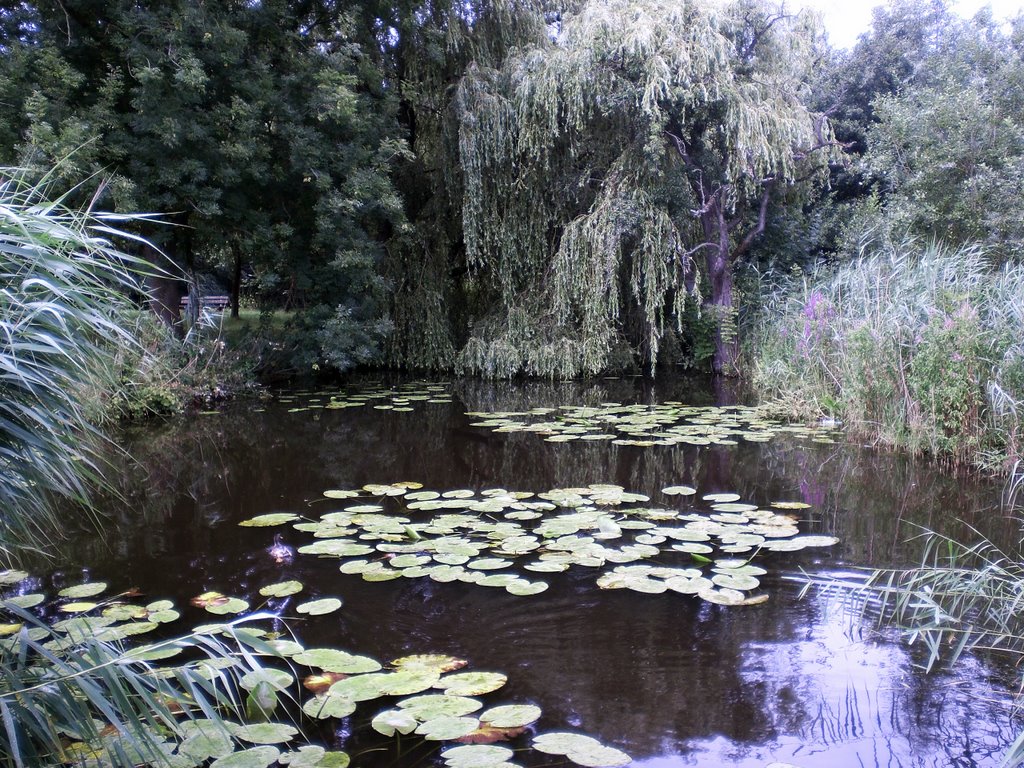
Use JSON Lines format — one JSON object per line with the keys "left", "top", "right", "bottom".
{"left": 0, "top": 609, "right": 275, "bottom": 768}
{"left": 0, "top": 171, "right": 294, "bottom": 767}
{"left": 753, "top": 239, "right": 1024, "bottom": 472}
{"left": 0, "top": 168, "right": 152, "bottom": 559}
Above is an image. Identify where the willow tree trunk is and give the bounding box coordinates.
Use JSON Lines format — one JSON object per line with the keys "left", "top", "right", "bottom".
{"left": 701, "top": 200, "right": 740, "bottom": 375}
{"left": 705, "top": 248, "right": 738, "bottom": 374}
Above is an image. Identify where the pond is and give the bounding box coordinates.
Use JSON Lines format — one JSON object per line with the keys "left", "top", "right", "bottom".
{"left": 43, "top": 377, "right": 1024, "bottom": 767}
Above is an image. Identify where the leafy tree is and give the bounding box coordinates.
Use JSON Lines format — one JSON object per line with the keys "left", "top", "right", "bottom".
{"left": 444, "top": 0, "right": 836, "bottom": 375}
{"left": 0, "top": 0, "right": 405, "bottom": 370}
{"left": 858, "top": 12, "right": 1024, "bottom": 257}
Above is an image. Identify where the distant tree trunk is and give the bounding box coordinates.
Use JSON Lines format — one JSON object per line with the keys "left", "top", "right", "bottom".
{"left": 230, "top": 242, "right": 242, "bottom": 319}
{"left": 142, "top": 243, "right": 186, "bottom": 338}
{"left": 691, "top": 180, "right": 773, "bottom": 376}
{"left": 146, "top": 274, "right": 186, "bottom": 338}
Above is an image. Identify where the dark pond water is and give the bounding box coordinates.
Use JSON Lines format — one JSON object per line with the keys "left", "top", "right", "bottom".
{"left": 46, "top": 376, "right": 1024, "bottom": 768}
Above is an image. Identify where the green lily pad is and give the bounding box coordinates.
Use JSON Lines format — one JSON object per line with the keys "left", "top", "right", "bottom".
{"left": 505, "top": 580, "right": 549, "bottom": 596}
{"left": 240, "top": 668, "right": 294, "bottom": 692}
{"left": 206, "top": 597, "right": 249, "bottom": 616}
{"left": 278, "top": 746, "right": 326, "bottom": 767}
{"left": 702, "top": 493, "right": 741, "bottom": 503}
{"left": 302, "top": 693, "right": 357, "bottom": 719}
{"left": 296, "top": 598, "right": 342, "bottom": 616}
{"left": 416, "top": 715, "right": 480, "bottom": 741}
{"left": 58, "top": 601, "right": 98, "bottom": 613}
{"left": 378, "top": 669, "right": 442, "bottom": 696}
{"left": 259, "top": 581, "right": 304, "bottom": 598}
{"left": 0, "top": 570, "right": 28, "bottom": 586}
{"left": 232, "top": 723, "right": 299, "bottom": 744}
{"left": 210, "top": 746, "right": 281, "bottom": 768}
{"left": 315, "top": 752, "right": 351, "bottom": 767}
{"left": 398, "top": 694, "right": 484, "bottom": 719}
{"left": 533, "top": 733, "right": 631, "bottom": 767}
{"left": 239, "top": 513, "right": 299, "bottom": 527}
{"left": 4, "top": 594, "right": 44, "bottom": 609}
{"left": 58, "top": 582, "right": 107, "bottom": 599}
{"left": 441, "top": 744, "right": 515, "bottom": 768}
{"left": 436, "top": 672, "right": 507, "bottom": 696}
{"left": 294, "top": 649, "right": 381, "bottom": 674}
{"left": 181, "top": 729, "right": 234, "bottom": 761}
{"left": 467, "top": 559, "right": 512, "bottom": 571}
{"left": 328, "top": 672, "right": 395, "bottom": 701}
{"left": 392, "top": 654, "right": 468, "bottom": 674}
{"left": 661, "top": 485, "right": 696, "bottom": 496}
{"left": 480, "top": 704, "right": 542, "bottom": 728}
{"left": 371, "top": 709, "right": 419, "bottom": 736}
{"left": 323, "top": 490, "right": 360, "bottom": 499}
{"left": 712, "top": 573, "right": 760, "bottom": 591}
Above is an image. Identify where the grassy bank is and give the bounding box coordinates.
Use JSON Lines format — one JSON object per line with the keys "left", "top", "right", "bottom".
{"left": 107, "top": 308, "right": 296, "bottom": 419}
{"left": 753, "top": 240, "right": 1023, "bottom": 473}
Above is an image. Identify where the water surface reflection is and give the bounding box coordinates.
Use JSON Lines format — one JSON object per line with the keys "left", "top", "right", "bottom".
{"left": 49, "top": 377, "right": 1023, "bottom": 767}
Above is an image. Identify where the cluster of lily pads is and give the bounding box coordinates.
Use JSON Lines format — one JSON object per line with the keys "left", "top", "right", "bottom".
{"left": 242, "top": 482, "right": 837, "bottom": 608}
{"left": 0, "top": 569, "right": 630, "bottom": 768}
{"left": 272, "top": 383, "right": 453, "bottom": 414}
{"left": 466, "top": 403, "right": 840, "bottom": 446}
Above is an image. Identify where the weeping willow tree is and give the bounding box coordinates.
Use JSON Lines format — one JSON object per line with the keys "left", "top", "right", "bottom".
{"left": 414, "top": 0, "right": 837, "bottom": 376}
{"left": 375, "top": 0, "right": 555, "bottom": 370}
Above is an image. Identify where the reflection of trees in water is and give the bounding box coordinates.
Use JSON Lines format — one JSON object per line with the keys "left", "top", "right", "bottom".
{"left": 43, "top": 377, "right": 1021, "bottom": 766}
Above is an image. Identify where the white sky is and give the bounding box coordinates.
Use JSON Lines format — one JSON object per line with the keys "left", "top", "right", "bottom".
{"left": 797, "top": 0, "right": 1024, "bottom": 49}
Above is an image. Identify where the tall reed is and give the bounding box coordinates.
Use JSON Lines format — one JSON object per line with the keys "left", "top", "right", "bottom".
{"left": 0, "top": 168, "right": 150, "bottom": 559}
{"left": 754, "top": 239, "right": 1024, "bottom": 471}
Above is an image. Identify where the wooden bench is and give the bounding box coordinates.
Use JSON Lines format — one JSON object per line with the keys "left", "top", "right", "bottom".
{"left": 180, "top": 295, "right": 230, "bottom": 311}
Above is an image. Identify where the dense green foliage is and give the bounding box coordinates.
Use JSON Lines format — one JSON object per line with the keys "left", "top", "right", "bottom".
{"left": 0, "top": 0, "right": 405, "bottom": 370}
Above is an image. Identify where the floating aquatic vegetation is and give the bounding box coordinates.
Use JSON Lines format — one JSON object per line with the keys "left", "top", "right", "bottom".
{"left": 0, "top": 567, "right": 629, "bottom": 768}
{"left": 272, "top": 382, "right": 455, "bottom": 414}
{"left": 465, "top": 402, "right": 841, "bottom": 447}
{"left": 261, "top": 482, "right": 838, "bottom": 607}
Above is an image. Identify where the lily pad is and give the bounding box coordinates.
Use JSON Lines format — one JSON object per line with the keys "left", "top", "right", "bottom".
{"left": 240, "top": 668, "right": 294, "bottom": 692}
{"left": 232, "top": 723, "right": 299, "bottom": 744}
{"left": 416, "top": 716, "right": 480, "bottom": 741}
{"left": 398, "top": 694, "right": 484, "bottom": 719}
{"left": 278, "top": 747, "right": 326, "bottom": 767}
{"left": 294, "top": 649, "right": 381, "bottom": 674}
{"left": 436, "top": 672, "right": 508, "bottom": 696}
{"left": 259, "top": 581, "right": 304, "bottom": 598}
{"left": 371, "top": 709, "right": 419, "bottom": 736}
{"left": 296, "top": 598, "right": 342, "bottom": 616}
{"left": 302, "top": 693, "right": 357, "bottom": 719}
{"left": 661, "top": 485, "right": 696, "bottom": 496}
{"left": 533, "top": 733, "right": 631, "bottom": 767}
{"left": 441, "top": 744, "right": 514, "bottom": 768}
{"left": 58, "top": 582, "right": 107, "bottom": 599}
{"left": 4, "top": 594, "right": 44, "bottom": 609}
{"left": 480, "top": 704, "right": 542, "bottom": 728}
{"left": 505, "top": 580, "right": 549, "bottom": 596}
{"left": 393, "top": 654, "right": 468, "bottom": 674}
{"left": 210, "top": 746, "right": 281, "bottom": 768}
{"left": 58, "top": 602, "right": 98, "bottom": 613}
{"left": 239, "top": 514, "right": 299, "bottom": 527}
{"left": 0, "top": 570, "right": 28, "bottom": 586}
